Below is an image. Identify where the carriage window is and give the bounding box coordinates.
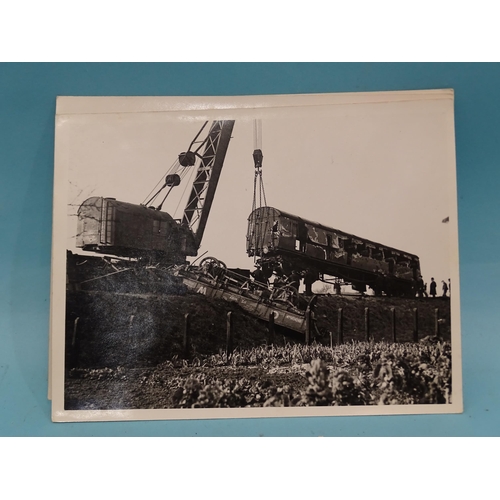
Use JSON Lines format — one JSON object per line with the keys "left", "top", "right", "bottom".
{"left": 356, "top": 244, "right": 369, "bottom": 257}
{"left": 153, "top": 220, "right": 160, "bottom": 234}
{"left": 326, "top": 233, "right": 339, "bottom": 249}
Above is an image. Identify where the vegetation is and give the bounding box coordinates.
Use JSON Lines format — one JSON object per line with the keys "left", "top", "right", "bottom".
{"left": 67, "top": 340, "right": 452, "bottom": 409}
{"left": 167, "top": 341, "right": 451, "bottom": 407}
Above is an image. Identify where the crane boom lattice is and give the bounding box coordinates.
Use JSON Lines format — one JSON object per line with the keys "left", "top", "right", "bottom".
{"left": 182, "top": 120, "right": 234, "bottom": 248}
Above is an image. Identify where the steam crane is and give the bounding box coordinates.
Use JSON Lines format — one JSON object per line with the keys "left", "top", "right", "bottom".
{"left": 76, "top": 120, "right": 234, "bottom": 264}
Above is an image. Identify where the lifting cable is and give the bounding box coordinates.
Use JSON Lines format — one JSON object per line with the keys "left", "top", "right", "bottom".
{"left": 251, "top": 119, "right": 271, "bottom": 263}
{"left": 154, "top": 162, "right": 197, "bottom": 211}
{"left": 141, "top": 121, "right": 210, "bottom": 209}
{"left": 142, "top": 157, "right": 180, "bottom": 207}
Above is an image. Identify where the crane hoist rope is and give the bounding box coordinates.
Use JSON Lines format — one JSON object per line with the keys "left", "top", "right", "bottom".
{"left": 141, "top": 120, "right": 212, "bottom": 210}
{"left": 250, "top": 119, "right": 271, "bottom": 263}
{"left": 252, "top": 148, "right": 267, "bottom": 213}
{"left": 252, "top": 119, "right": 266, "bottom": 211}
{"left": 141, "top": 157, "right": 181, "bottom": 207}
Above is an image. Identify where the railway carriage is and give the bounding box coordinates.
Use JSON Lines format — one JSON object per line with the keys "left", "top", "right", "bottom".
{"left": 246, "top": 206, "right": 421, "bottom": 296}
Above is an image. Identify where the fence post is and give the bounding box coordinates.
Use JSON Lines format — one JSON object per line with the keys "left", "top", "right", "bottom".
{"left": 268, "top": 312, "right": 275, "bottom": 344}
{"left": 391, "top": 307, "right": 396, "bottom": 342}
{"left": 337, "top": 308, "right": 344, "bottom": 344}
{"left": 305, "top": 309, "right": 311, "bottom": 345}
{"left": 413, "top": 307, "right": 419, "bottom": 342}
{"left": 72, "top": 317, "right": 79, "bottom": 347}
{"left": 129, "top": 314, "right": 136, "bottom": 340}
{"left": 365, "top": 307, "right": 370, "bottom": 341}
{"left": 226, "top": 312, "right": 234, "bottom": 359}
{"left": 183, "top": 313, "right": 190, "bottom": 358}
{"left": 69, "top": 317, "right": 80, "bottom": 368}
{"left": 435, "top": 308, "right": 440, "bottom": 337}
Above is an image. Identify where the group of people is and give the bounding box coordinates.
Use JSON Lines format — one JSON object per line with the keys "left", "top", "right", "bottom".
{"left": 417, "top": 277, "right": 451, "bottom": 298}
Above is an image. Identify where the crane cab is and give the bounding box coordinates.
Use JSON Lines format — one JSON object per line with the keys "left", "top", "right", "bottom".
{"left": 76, "top": 197, "right": 197, "bottom": 263}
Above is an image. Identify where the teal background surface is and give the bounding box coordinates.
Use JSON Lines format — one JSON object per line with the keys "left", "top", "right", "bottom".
{"left": 1, "top": 63, "right": 498, "bottom": 436}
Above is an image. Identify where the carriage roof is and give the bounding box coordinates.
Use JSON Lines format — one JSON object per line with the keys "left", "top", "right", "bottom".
{"left": 79, "top": 197, "right": 179, "bottom": 224}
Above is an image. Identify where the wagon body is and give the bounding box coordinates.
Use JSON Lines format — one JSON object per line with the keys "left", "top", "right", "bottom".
{"left": 246, "top": 206, "right": 420, "bottom": 295}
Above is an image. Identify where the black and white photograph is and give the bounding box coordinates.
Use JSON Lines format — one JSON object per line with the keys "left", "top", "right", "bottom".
{"left": 50, "top": 91, "right": 462, "bottom": 421}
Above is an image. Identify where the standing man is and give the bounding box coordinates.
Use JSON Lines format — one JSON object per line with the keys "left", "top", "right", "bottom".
{"left": 430, "top": 277, "right": 437, "bottom": 298}
{"left": 415, "top": 276, "right": 425, "bottom": 298}
{"left": 303, "top": 269, "right": 317, "bottom": 296}
{"left": 442, "top": 280, "right": 449, "bottom": 297}
{"left": 251, "top": 264, "right": 267, "bottom": 287}
{"left": 287, "top": 270, "right": 301, "bottom": 292}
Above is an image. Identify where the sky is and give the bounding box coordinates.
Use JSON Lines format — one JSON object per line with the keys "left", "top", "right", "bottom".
{"left": 58, "top": 92, "right": 457, "bottom": 287}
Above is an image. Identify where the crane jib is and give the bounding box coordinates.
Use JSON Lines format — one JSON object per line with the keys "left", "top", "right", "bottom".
{"left": 182, "top": 120, "right": 235, "bottom": 248}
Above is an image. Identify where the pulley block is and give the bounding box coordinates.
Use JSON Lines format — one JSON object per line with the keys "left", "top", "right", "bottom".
{"left": 165, "top": 174, "right": 181, "bottom": 187}
{"left": 178, "top": 151, "right": 196, "bottom": 167}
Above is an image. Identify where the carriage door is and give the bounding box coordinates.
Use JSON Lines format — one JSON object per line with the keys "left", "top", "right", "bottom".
{"left": 345, "top": 238, "right": 353, "bottom": 265}
{"left": 296, "top": 219, "right": 307, "bottom": 252}
{"left": 327, "top": 234, "right": 333, "bottom": 260}
{"left": 100, "top": 198, "right": 114, "bottom": 245}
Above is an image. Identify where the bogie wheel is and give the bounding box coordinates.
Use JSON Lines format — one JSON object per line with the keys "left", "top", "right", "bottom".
{"left": 200, "top": 256, "right": 227, "bottom": 279}
{"left": 200, "top": 256, "right": 227, "bottom": 270}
